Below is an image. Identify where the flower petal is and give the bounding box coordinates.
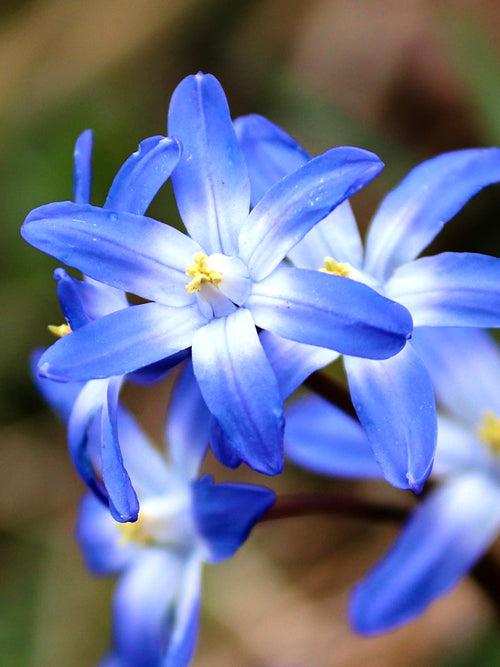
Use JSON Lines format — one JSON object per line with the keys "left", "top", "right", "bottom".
{"left": 166, "top": 360, "right": 210, "bottom": 479}
{"left": 192, "top": 475, "right": 275, "bottom": 562}
{"left": 76, "top": 493, "right": 138, "bottom": 575}
{"left": 344, "top": 343, "right": 436, "bottom": 492}
{"left": 73, "top": 129, "right": 93, "bottom": 204}
{"left": 350, "top": 473, "right": 500, "bottom": 634}
{"left": 234, "top": 113, "right": 311, "bottom": 205}
{"left": 38, "top": 302, "right": 205, "bottom": 381}
{"left": 22, "top": 202, "right": 199, "bottom": 306}
{"left": 285, "top": 395, "right": 383, "bottom": 478}
{"left": 168, "top": 72, "right": 250, "bottom": 255}
{"left": 54, "top": 268, "right": 128, "bottom": 330}
{"left": 411, "top": 326, "right": 500, "bottom": 425}
{"left": 247, "top": 266, "right": 412, "bottom": 359}
{"left": 104, "top": 136, "right": 181, "bottom": 216}
{"left": 259, "top": 330, "right": 338, "bottom": 400}
{"left": 191, "top": 308, "right": 284, "bottom": 475}
{"left": 234, "top": 113, "right": 363, "bottom": 268}
{"left": 385, "top": 252, "right": 500, "bottom": 327}
{"left": 100, "top": 376, "right": 139, "bottom": 522}
{"left": 30, "top": 349, "right": 84, "bottom": 424}
{"left": 113, "top": 549, "right": 190, "bottom": 665}
{"left": 239, "top": 147, "right": 382, "bottom": 281}
{"left": 364, "top": 148, "right": 500, "bottom": 282}
{"left": 432, "top": 415, "right": 491, "bottom": 476}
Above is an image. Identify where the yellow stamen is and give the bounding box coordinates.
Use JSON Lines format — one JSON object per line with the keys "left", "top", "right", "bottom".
{"left": 320, "top": 256, "right": 351, "bottom": 277}
{"left": 117, "top": 514, "right": 153, "bottom": 546}
{"left": 48, "top": 323, "right": 72, "bottom": 338}
{"left": 478, "top": 411, "right": 500, "bottom": 456}
{"left": 185, "top": 252, "right": 223, "bottom": 295}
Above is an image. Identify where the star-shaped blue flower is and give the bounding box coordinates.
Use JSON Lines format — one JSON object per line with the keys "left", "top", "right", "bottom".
{"left": 37, "top": 357, "right": 275, "bottom": 666}
{"left": 236, "top": 113, "right": 500, "bottom": 490}
{"left": 22, "top": 73, "right": 412, "bottom": 477}
{"left": 283, "top": 327, "right": 500, "bottom": 633}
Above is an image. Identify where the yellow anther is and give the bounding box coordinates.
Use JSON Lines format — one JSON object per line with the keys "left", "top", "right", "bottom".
{"left": 117, "top": 514, "right": 154, "bottom": 547}
{"left": 478, "top": 411, "right": 500, "bottom": 456}
{"left": 48, "top": 323, "right": 72, "bottom": 338}
{"left": 185, "top": 252, "right": 223, "bottom": 295}
{"left": 320, "top": 256, "right": 351, "bottom": 277}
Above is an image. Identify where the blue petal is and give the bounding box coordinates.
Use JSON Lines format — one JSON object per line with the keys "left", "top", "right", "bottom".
{"left": 234, "top": 113, "right": 310, "bottom": 204}
{"left": 76, "top": 493, "right": 138, "bottom": 575}
{"left": 113, "top": 549, "right": 192, "bottom": 665}
{"left": 38, "top": 302, "right": 205, "bottom": 381}
{"left": 192, "top": 475, "right": 275, "bottom": 562}
{"left": 73, "top": 129, "right": 93, "bottom": 205}
{"left": 207, "top": 416, "right": 244, "bottom": 469}
{"left": 22, "top": 202, "right": 199, "bottom": 306}
{"left": 166, "top": 360, "right": 210, "bottom": 479}
{"left": 344, "top": 343, "right": 436, "bottom": 492}
{"left": 234, "top": 114, "right": 363, "bottom": 268}
{"left": 191, "top": 308, "right": 284, "bottom": 475}
{"left": 104, "top": 136, "right": 181, "bottom": 216}
{"left": 129, "top": 349, "right": 190, "bottom": 385}
{"left": 433, "top": 415, "right": 491, "bottom": 476}
{"left": 364, "top": 148, "right": 500, "bottom": 282}
{"left": 350, "top": 473, "right": 500, "bottom": 634}
{"left": 259, "top": 330, "right": 338, "bottom": 400}
{"left": 239, "top": 147, "right": 383, "bottom": 281}
{"left": 54, "top": 268, "right": 128, "bottom": 330}
{"left": 100, "top": 377, "right": 139, "bottom": 522}
{"left": 247, "top": 266, "right": 412, "bottom": 359}
{"left": 168, "top": 72, "right": 250, "bottom": 255}
{"left": 385, "top": 252, "right": 500, "bottom": 327}
{"left": 30, "top": 349, "right": 84, "bottom": 424}
{"left": 412, "top": 327, "right": 500, "bottom": 425}
{"left": 284, "top": 395, "right": 383, "bottom": 478}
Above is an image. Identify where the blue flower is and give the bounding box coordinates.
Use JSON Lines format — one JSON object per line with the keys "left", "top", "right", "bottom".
{"left": 283, "top": 328, "right": 500, "bottom": 633}
{"left": 36, "top": 129, "right": 185, "bottom": 522}
{"left": 39, "top": 358, "right": 275, "bottom": 666}
{"left": 22, "top": 73, "right": 412, "bottom": 477}
{"left": 235, "top": 113, "right": 500, "bottom": 491}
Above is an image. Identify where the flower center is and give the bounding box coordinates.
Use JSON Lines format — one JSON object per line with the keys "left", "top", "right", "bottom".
{"left": 185, "top": 252, "right": 222, "bottom": 295}
{"left": 117, "top": 512, "right": 154, "bottom": 546}
{"left": 477, "top": 411, "right": 500, "bottom": 456}
{"left": 320, "top": 256, "right": 351, "bottom": 277}
{"left": 48, "top": 323, "right": 72, "bottom": 337}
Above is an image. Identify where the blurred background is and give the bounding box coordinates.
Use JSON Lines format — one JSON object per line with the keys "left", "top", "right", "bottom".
{"left": 2, "top": 0, "right": 500, "bottom": 665}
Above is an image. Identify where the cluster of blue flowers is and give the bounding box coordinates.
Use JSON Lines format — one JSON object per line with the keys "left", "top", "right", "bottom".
{"left": 24, "top": 72, "right": 500, "bottom": 665}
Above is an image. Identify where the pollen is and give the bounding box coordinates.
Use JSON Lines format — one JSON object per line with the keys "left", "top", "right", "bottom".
{"left": 320, "top": 256, "right": 351, "bottom": 277}
{"left": 117, "top": 513, "right": 154, "bottom": 546}
{"left": 48, "top": 323, "right": 72, "bottom": 338}
{"left": 185, "top": 252, "right": 223, "bottom": 295}
{"left": 478, "top": 411, "right": 500, "bottom": 456}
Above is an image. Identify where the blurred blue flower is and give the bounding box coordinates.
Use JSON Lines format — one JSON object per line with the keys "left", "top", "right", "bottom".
{"left": 283, "top": 328, "right": 500, "bottom": 633}
{"left": 39, "top": 358, "right": 275, "bottom": 666}
{"left": 236, "top": 114, "right": 500, "bottom": 491}
{"left": 36, "top": 130, "right": 184, "bottom": 522}
{"left": 22, "top": 72, "right": 412, "bottom": 477}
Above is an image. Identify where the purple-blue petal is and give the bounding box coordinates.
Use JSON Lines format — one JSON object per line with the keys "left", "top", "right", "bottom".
{"left": 239, "top": 147, "right": 383, "bottom": 281}
{"left": 234, "top": 113, "right": 310, "bottom": 205}
{"left": 38, "top": 302, "right": 205, "bottom": 382}
{"left": 208, "top": 417, "right": 244, "bottom": 469}
{"left": 385, "top": 252, "right": 500, "bottom": 328}
{"left": 350, "top": 474, "right": 500, "bottom": 634}
{"left": 168, "top": 72, "right": 250, "bottom": 255}
{"left": 30, "top": 349, "right": 84, "bottom": 424}
{"left": 191, "top": 309, "right": 284, "bottom": 475}
{"left": 73, "top": 129, "right": 93, "bottom": 205}
{"left": 364, "top": 148, "right": 500, "bottom": 282}
{"left": 247, "top": 266, "right": 412, "bottom": 360}
{"left": 284, "top": 395, "right": 383, "bottom": 478}
{"left": 104, "top": 136, "right": 181, "bottom": 216}
{"left": 192, "top": 475, "right": 275, "bottom": 562}
{"left": 344, "top": 343, "right": 436, "bottom": 492}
